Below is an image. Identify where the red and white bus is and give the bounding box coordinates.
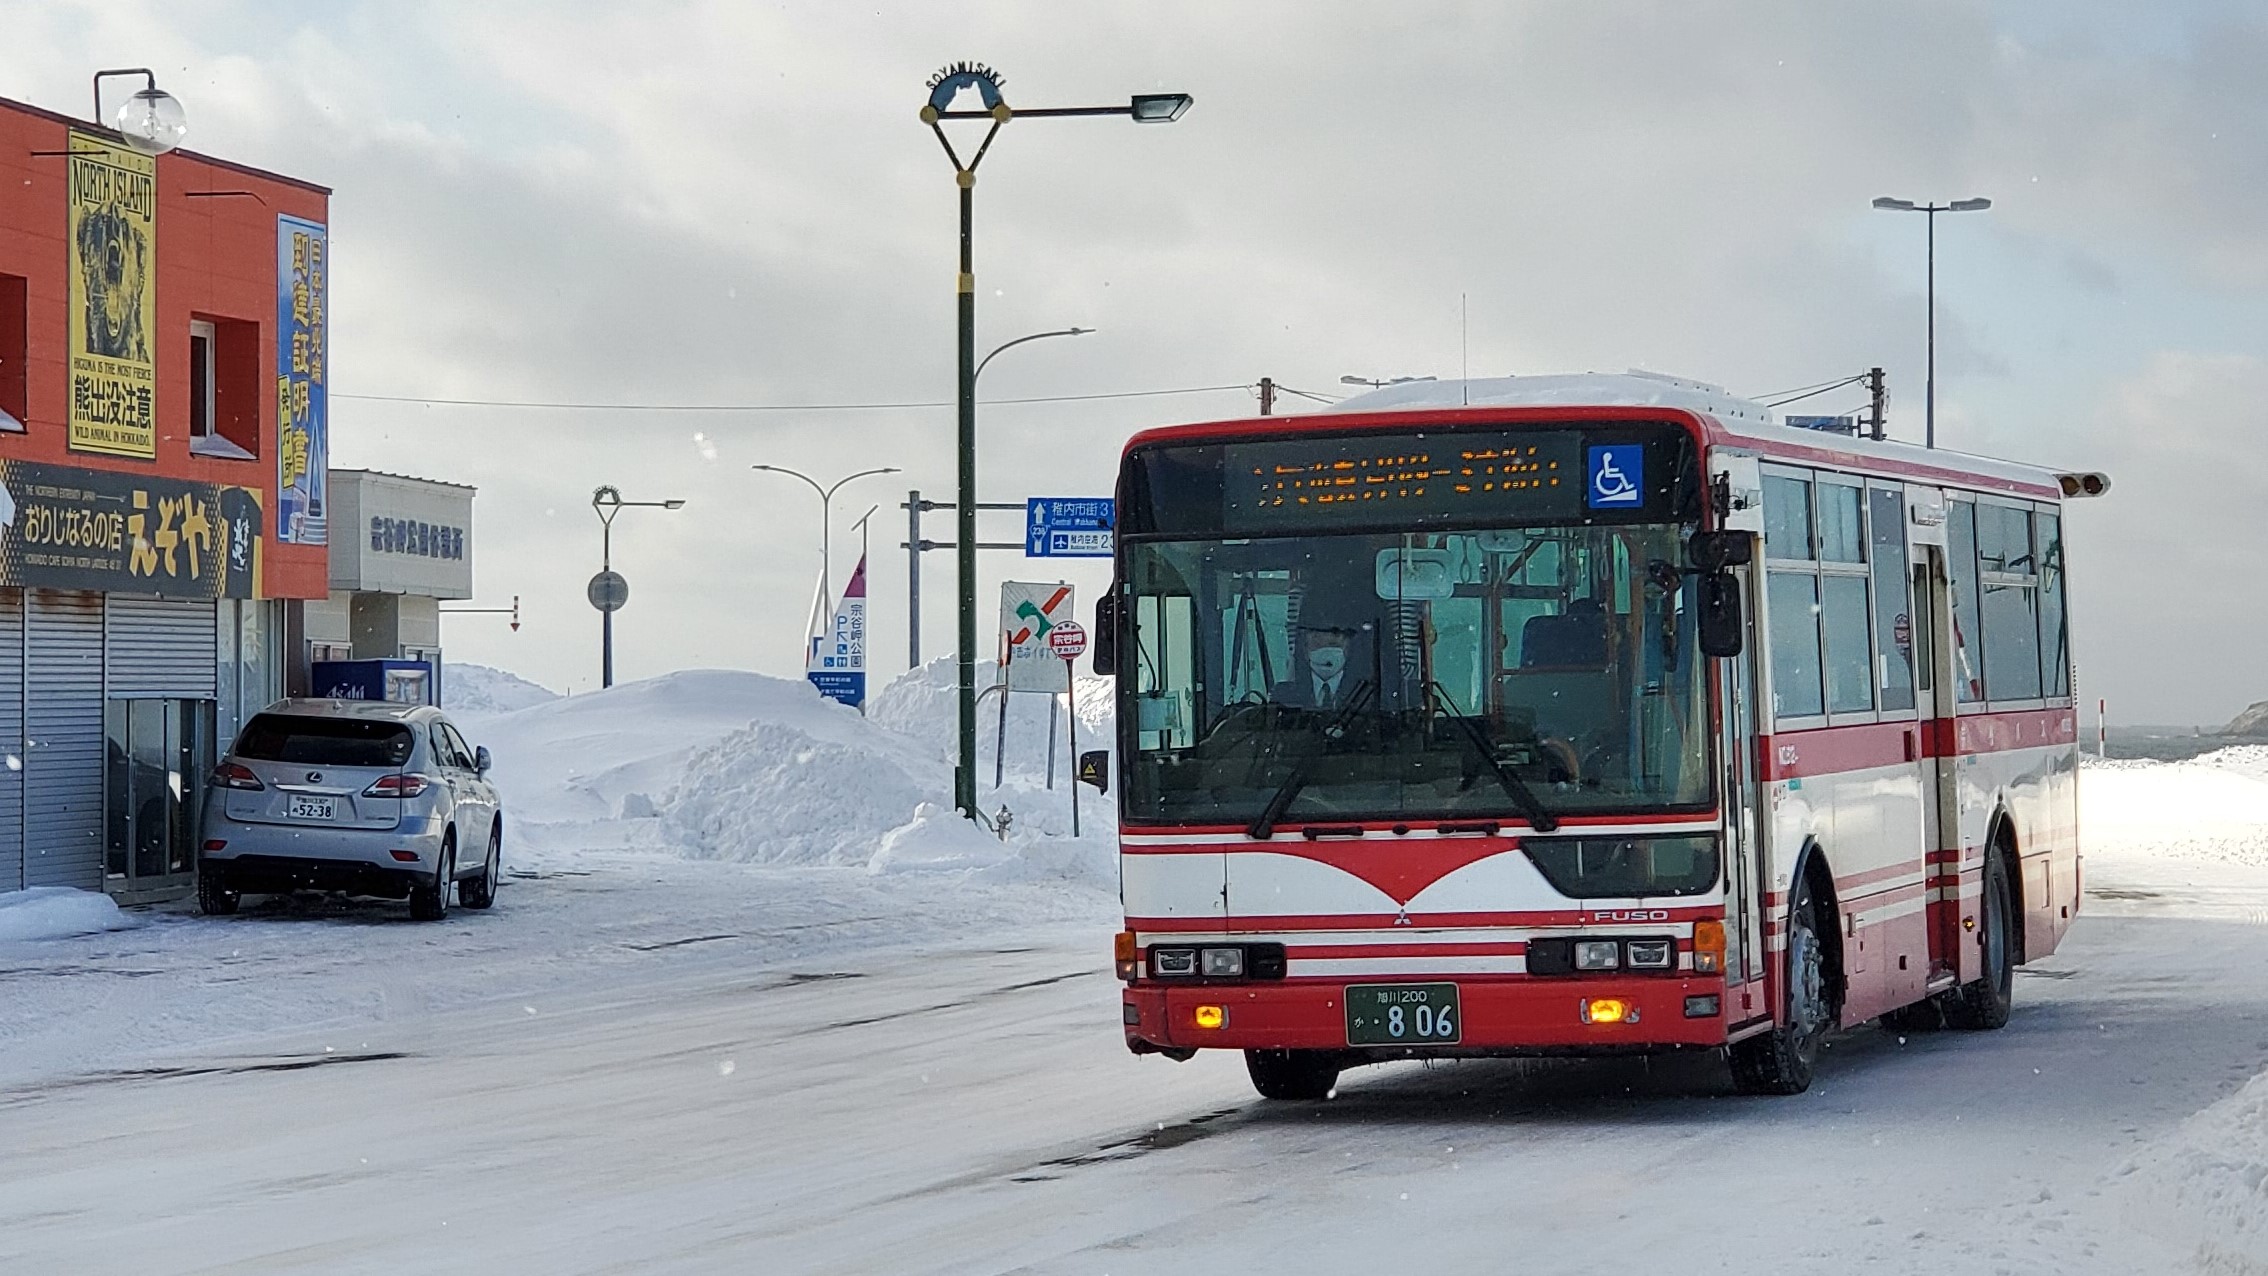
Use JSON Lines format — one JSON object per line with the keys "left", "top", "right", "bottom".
{"left": 1093, "top": 373, "right": 2105, "bottom": 1098}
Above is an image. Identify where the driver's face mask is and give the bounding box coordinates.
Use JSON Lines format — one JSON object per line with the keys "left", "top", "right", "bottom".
{"left": 1308, "top": 645, "right": 1346, "bottom": 680}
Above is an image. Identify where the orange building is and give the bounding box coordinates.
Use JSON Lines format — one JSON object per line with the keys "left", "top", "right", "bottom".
{"left": 0, "top": 91, "right": 331, "bottom": 901}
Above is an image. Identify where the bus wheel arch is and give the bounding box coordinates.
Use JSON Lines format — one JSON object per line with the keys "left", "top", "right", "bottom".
{"left": 1986, "top": 810, "right": 2027, "bottom": 966}
{"left": 1727, "top": 839, "right": 1843, "bottom": 1095}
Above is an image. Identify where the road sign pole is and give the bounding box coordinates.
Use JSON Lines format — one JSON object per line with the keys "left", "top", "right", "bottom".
{"left": 906, "top": 490, "right": 922, "bottom": 669}
{"left": 1066, "top": 655, "right": 1080, "bottom": 838}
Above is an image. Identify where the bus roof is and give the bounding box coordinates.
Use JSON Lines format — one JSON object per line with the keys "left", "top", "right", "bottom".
{"left": 1127, "top": 373, "right": 2070, "bottom": 501}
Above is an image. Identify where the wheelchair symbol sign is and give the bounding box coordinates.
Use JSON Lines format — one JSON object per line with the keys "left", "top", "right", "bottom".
{"left": 1587, "top": 445, "right": 1644, "bottom": 509}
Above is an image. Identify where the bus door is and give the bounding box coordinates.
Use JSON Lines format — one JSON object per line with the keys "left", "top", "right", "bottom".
{"left": 1717, "top": 561, "right": 1765, "bottom": 995}
{"left": 1907, "top": 491, "right": 1964, "bottom": 987}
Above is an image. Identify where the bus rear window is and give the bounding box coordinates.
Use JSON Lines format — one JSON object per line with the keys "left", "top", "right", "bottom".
{"left": 233, "top": 715, "right": 415, "bottom": 768}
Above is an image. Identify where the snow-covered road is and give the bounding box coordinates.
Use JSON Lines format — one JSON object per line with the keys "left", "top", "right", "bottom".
{"left": 1, "top": 852, "right": 2264, "bottom": 1272}
{"left": 9, "top": 739, "right": 2268, "bottom": 1273}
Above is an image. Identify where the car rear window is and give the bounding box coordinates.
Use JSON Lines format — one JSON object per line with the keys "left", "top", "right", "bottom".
{"left": 234, "top": 715, "right": 415, "bottom": 768}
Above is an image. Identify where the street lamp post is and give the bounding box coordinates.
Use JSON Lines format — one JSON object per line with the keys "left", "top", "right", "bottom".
{"left": 1872, "top": 195, "right": 1991, "bottom": 449}
{"left": 750, "top": 464, "right": 902, "bottom": 607}
{"left": 590, "top": 486, "right": 686, "bottom": 689}
{"left": 920, "top": 63, "right": 1191, "bottom": 819}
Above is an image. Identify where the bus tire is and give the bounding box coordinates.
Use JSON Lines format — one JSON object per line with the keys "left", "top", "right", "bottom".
{"left": 1729, "top": 876, "right": 1834, "bottom": 1096}
{"left": 1245, "top": 1049, "right": 1340, "bottom": 1101}
{"left": 1945, "top": 848, "right": 2015, "bottom": 1030}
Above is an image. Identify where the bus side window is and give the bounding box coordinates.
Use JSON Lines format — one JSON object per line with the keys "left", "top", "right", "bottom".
{"left": 2037, "top": 511, "right": 2069, "bottom": 698}
{"left": 1945, "top": 501, "right": 1985, "bottom": 704}
{"left": 1869, "top": 486, "right": 1915, "bottom": 712}
{"left": 1762, "top": 470, "right": 1825, "bottom": 720}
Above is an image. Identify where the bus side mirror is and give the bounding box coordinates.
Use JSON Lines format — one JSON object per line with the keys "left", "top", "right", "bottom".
{"left": 1698, "top": 572, "right": 1743, "bottom": 658}
{"left": 1092, "top": 594, "right": 1119, "bottom": 677}
{"left": 1689, "top": 530, "right": 1754, "bottom": 572}
{"left": 1078, "top": 750, "right": 1110, "bottom": 794}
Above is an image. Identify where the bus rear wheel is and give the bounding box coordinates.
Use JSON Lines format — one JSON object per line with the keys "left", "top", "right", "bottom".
{"left": 1729, "top": 878, "right": 1834, "bottom": 1096}
{"left": 1245, "top": 1049, "right": 1340, "bottom": 1101}
{"left": 1945, "top": 850, "right": 2015, "bottom": 1030}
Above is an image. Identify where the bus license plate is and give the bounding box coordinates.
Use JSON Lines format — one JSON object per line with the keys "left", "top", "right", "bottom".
{"left": 1345, "top": 983, "right": 1461, "bottom": 1046}
{"left": 287, "top": 795, "right": 337, "bottom": 821}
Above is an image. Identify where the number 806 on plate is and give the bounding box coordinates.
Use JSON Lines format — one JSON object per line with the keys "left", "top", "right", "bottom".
{"left": 1345, "top": 982, "right": 1462, "bottom": 1046}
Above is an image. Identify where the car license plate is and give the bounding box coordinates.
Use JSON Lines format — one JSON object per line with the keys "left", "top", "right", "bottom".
{"left": 287, "top": 795, "right": 337, "bottom": 821}
{"left": 1345, "top": 982, "right": 1461, "bottom": 1046}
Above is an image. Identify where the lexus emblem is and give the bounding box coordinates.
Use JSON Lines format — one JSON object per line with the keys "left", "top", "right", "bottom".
{"left": 306, "top": 771, "right": 323, "bottom": 784}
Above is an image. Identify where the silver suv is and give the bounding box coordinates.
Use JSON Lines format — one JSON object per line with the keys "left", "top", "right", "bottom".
{"left": 198, "top": 700, "right": 504, "bottom": 920}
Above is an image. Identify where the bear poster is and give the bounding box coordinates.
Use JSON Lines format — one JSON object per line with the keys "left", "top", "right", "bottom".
{"left": 65, "top": 130, "right": 158, "bottom": 459}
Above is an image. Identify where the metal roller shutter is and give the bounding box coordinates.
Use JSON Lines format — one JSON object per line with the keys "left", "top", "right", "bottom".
{"left": 0, "top": 590, "right": 21, "bottom": 890}
{"left": 106, "top": 596, "right": 218, "bottom": 698}
{"left": 25, "top": 590, "right": 103, "bottom": 889}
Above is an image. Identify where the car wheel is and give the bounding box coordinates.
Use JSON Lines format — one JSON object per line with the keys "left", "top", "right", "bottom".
{"left": 459, "top": 824, "right": 500, "bottom": 911}
{"left": 197, "top": 868, "right": 240, "bottom": 916}
{"left": 410, "top": 838, "right": 454, "bottom": 921}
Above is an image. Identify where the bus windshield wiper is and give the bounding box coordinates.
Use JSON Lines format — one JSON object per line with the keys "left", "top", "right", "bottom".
{"left": 1246, "top": 681, "right": 1376, "bottom": 840}
{"left": 1426, "top": 682, "right": 1559, "bottom": 833}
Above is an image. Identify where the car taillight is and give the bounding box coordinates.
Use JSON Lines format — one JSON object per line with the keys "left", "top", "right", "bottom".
{"left": 213, "top": 762, "right": 264, "bottom": 791}
{"left": 364, "top": 773, "right": 432, "bottom": 798}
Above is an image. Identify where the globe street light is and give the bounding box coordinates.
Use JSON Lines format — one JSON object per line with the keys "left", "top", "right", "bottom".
{"left": 1872, "top": 195, "right": 1991, "bottom": 449}
{"left": 590, "top": 486, "right": 686, "bottom": 689}
{"left": 751, "top": 464, "right": 902, "bottom": 606}
{"left": 921, "top": 62, "right": 1191, "bottom": 819}
{"left": 92, "top": 69, "right": 187, "bottom": 155}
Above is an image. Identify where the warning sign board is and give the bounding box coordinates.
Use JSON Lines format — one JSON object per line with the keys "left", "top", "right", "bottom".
{"left": 1000, "top": 581, "right": 1076, "bottom": 693}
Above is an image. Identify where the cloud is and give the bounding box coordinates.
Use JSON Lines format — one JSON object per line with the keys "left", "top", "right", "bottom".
{"left": 5, "top": 1, "right": 2268, "bottom": 717}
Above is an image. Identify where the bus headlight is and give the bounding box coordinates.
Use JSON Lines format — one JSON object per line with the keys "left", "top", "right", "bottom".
{"left": 1574, "top": 940, "right": 1622, "bottom": 971}
{"left": 1151, "top": 948, "right": 1198, "bottom": 977}
{"left": 1625, "top": 939, "right": 1674, "bottom": 970}
{"left": 1201, "top": 947, "right": 1245, "bottom": 977}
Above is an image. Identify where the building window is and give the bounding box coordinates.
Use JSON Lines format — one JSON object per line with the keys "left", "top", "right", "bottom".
{"left": 188, "top": 316, "right": 258, "bottom": 460}
{"left": 0, "top": 273, "right": 25, "bottom": 433}
{"left": 188, "top": 319, "right": 216, "bottom": 441}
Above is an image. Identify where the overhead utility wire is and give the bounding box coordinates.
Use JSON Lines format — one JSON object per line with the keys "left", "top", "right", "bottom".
{"left": 1273, "top": 385, "right": 1342, "bottom": 405}
{"left": 1761, "top": 375, "right": 1869, "bottom": 409}
{"left": 333, "top": 384, "right": 1253, "bottom": 413}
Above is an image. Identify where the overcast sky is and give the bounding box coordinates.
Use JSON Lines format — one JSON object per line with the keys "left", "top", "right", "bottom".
{"left": 4, "top": 1, "right": 2263, "bottom": 724}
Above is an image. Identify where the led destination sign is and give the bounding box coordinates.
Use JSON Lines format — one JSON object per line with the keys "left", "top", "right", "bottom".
{"left": 1227, "top": 435, "right": 1578, "bottom": 528}
{"left": 1121, "top": 424, "right": 1698, "bottom": 540}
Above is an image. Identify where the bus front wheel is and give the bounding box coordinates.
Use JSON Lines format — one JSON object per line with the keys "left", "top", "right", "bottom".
{"left": 1245, "top": 1049, "right": 1340, "bottom": 1101}
{"left": 1728, "top": 877, "right": 1834, "bottom": 1096}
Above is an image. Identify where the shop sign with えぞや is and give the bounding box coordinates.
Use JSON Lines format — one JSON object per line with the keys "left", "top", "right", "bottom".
{"left": 0, "top": 459, "right": 260, "bottom": 598}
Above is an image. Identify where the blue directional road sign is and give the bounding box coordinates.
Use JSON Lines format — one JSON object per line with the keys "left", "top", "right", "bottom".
{"left": 1026, "top": 498, "right": 1115, "bottom": 558}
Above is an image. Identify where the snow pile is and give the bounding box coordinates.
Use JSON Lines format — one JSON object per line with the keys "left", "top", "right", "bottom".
{"left": 443, "top": 662, "right": 560, "bottom": 716}
{"left": 0, "top": 887, "right": 136, "bottom": 941}
{"left": 663, "top": 718, "right": 940, "bottom": 867}
{"left": 459, "top": 662, "right": 1116, "bottom": 886}
{"left": 867, "top": 655, "right": 1113, "bottom": 776}
{"left": 2113, "top": 1067, "right": 2268, "bottom": 1269}
{"left": 2083, "top": 753, "right": 2268, "bottom": 872}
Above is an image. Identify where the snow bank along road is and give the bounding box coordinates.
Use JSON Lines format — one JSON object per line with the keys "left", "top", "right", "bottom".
{"left": 7, "top": 752, "right": 2268, "bottom": 1271}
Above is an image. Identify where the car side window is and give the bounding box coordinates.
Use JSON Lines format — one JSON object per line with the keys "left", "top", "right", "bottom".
{"left": 443, "top": 724, "right": 478, "bottom": 771}
{"left": 429, "top": 725, "right": 463, "bottom": 770}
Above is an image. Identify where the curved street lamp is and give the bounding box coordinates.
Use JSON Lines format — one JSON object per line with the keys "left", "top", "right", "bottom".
{"left": 590, "top": 486, "right": 686, "bottom": 688}
{"left": 1872, "top": 195, "right": 1992, "bottom": 449}
{"left": 751, "top": 464, "right": 902, "bottom": 604}
{"left": 976, "top": 327, "right": 1092, "bottom": 384}
{"left": 921, "top": 64, "right": 1191, "bottom": 819}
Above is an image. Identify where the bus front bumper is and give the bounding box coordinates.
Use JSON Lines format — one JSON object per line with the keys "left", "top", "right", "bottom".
{"left": 1123, "top": 977, "right": 1735, "bottom": 1055}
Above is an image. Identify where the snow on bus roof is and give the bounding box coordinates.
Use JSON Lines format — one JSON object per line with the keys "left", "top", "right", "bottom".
{"left": 1326, "top": 372, "right": 2066, "bottom": 494}
{"left": 1328, "top": 371, "right": 1779, "bottom": 426}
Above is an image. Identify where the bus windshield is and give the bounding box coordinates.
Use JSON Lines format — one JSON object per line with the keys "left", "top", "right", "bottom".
{"left": 1122, "top": 521, "right": 1712, "bottom": 827}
